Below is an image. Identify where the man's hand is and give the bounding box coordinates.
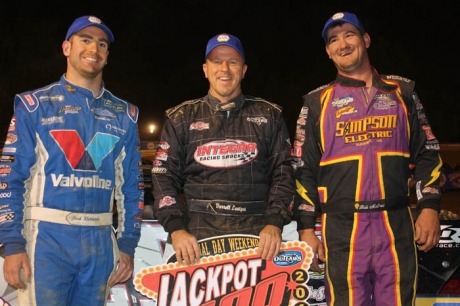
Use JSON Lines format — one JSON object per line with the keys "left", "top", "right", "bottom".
{"left": 414, "top": 208, "right": 440, "bottom": 252}
{"left": 108, "top": 252, "right": 134, "bottom": 287}
{"left": 298, "top": 229, "right": 325, "bottom": 273}
{"left": 171, "top": 230, "right": 201, "bottom": 266}
{"left": 258, "top": 225, "right": 282, "bottom": 260}
{"left": 3, "top": 252, "right": 31, "bottom": 289}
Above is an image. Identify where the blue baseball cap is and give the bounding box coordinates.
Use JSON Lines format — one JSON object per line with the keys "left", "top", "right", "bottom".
{"left": 205, "top": 33, "right": 245, "bottom": 62}
{"left": 65, "top": 16, "right": 114, "bottom": 43}
{"left": 322, "top": 12, "right": 365, "bottom": 42}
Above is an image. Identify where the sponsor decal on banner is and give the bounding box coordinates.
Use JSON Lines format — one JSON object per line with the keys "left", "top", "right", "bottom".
{"left": 133, "top": 234, "right": 314, "bottom": 305}
{"left": 416, "top": 298, "right": 460, "bottom": 305}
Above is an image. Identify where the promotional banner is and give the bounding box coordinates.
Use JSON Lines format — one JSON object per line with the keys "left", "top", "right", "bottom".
{"left": 2, "top": 220, "right": 459, "bottom": 305}
{"left": 134, "top": 234, "right": 314, "bottom": 305}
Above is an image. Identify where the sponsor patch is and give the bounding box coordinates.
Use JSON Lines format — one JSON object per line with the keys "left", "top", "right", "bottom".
{"left": 39, "top": 95, "right": 65, "bottom": 103}
{"left": 60, "top": 105, "right": 82, "bottom": 114}
{"left": 290, "top": 145, "right": 302, "bottom": 158}
{"left": 159, "top": 196, "right": 176, "bottom": 208}
{"left": 299, "top": 106, "right": 309, "bottom": 119}
{"left": 0, "top": 192, "right": 11, "bottom": 198}
{"left": 0, "top": 165, "right": 12, "bottom": 177}
{"left": 5, "top": 134, "right": 18, "bottom": 145}
{"left": 130, "top": 105, "right": 137, "bottom": 117}
{"left": 41, "top": 116, "right": 64, "bottom": 125}
{"left": 335, "top": 105, "right": 357, "bottom": 118}
{"left": 298, "top": 203, "right": 315, "bottom": 212}
{"left": 24, "top": 94, "right": 35, "bottom": 106}
{"left": 219, "top": 102, "right": 235, "bottom": 110}
{"left": 155, "top": 151, "right": 169, "bottom": 161}
{"left": 194, "top": 139, "right": 258, "bottom": 168}
{"left": 50, "top": 130, "right": 119, "bottom": 171}
{"left": 158, "top": 141, "right": 170, "bottom": 150}
{"left": 422, "top": 125, "right": 437, "bottom": 141}
{"left": 416, "top": 181, "right": 423, "bottom": 200}
{"left": 373, "top": 94, "right": 397, "bottom": 110}
{"left": 103, "top": 99, "right": 125, "bottom": 112}
{"left": 51, "top": 173, "right": 112, "bottom": 190}
{"left": 0, "top": 156, "right": 14, "bottom": 163}
{"left": 65, "top": 83, "right": 76, "bottom": 93}
{"left": 92, "top": 108, "right": 116, "bottom": 121}
{"left": 425, "top": 144, "right": 440, "bottom": 150}
{"left": 246, "top": 116, "right": 267, "bottom": 125}
{"left": 190, "top": 122, "right": 209, "bottom": 131}
{"left": 105, "top": 124, "right": 126, "bottom": 135}
{"left": 386, "top": 75, "right": 410, "bottom": 83}
{"left": 8, "top": 117, "right": 16, "bottom": 132}
{"left": 422, "top": 187, "right": 440, "bottom": 195}
{"left": 152, "top": 167, "right": 167, "bottom": 174}
{"left": 2, "top": 147, "right": 16, "bottom": 154}
{"left": 0, "top": 213, "right": 14, "bottom": 224}
{"left": 332, "top": 95, "right": 354, "bottom": 108}
{"left": 0, "top": 181, "right": 8, "bottom": 190}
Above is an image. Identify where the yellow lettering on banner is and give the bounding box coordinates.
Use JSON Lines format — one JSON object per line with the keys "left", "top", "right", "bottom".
{"left": 200, "top": 242, "right": 211, "bottom": 256}
{"left": 212, "top": 239, "right": 226, "bottom": 254}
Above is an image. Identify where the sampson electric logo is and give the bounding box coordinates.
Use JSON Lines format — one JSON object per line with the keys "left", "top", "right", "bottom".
{"left": 50, "top": 130, "right": 119, "bottom": 171}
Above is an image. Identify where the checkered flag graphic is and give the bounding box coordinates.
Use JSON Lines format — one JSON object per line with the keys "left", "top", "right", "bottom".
{"left": 0, "top": 213, "right": 14, "bottom": 223}
{"left": 237, "top": 152, "right": 256, "bottom": 163}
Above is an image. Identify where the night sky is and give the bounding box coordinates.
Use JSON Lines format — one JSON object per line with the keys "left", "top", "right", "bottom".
{"left": 0, "top": 1, "right": 458, "bottom": 143}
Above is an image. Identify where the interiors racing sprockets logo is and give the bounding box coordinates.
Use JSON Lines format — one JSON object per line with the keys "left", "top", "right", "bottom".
{"left": 194, "top": 139, "right": 258, "bottom": 168}
{"left": 438, "top": 224, "right": 460, "bottom": 248}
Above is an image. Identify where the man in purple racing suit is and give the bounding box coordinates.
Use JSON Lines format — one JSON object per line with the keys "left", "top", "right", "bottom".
{"left": 0, "top": 16, "right": 143, "bottom": 305}
{"left": 152, "top": 33, "right": 294, "bottom": 266}
{"left": 292, "top": 12, "right": 442, "bottom": 306}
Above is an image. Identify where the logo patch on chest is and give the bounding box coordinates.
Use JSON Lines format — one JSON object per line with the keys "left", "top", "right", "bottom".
{"left": 194, "top": 139, "right": 258, "bottom": 168}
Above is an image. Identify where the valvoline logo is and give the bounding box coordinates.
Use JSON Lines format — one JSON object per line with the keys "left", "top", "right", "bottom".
{"left": 50, "top": 130, "right": 119, "bottom": 171}
{"left": 273, "top": 251, "right": 302, "bottom": 267}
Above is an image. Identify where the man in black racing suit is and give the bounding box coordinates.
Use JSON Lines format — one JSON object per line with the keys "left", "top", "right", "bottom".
{"left": 152, "top": 33, "right": 294, "bottom": 266}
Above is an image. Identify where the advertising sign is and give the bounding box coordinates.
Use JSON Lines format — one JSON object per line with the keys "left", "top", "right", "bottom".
{"left": 134, "top": 234, "right": 314, "bottom": 305}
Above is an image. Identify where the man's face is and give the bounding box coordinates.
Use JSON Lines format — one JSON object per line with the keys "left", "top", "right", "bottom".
{"left": 62, "top": 26, "right": 109, "bottom": 79}
{"left": 203, "top": 45, "right": 247, "bottom": 103}
{"left": 325, "top": 23, "right": 370, "bottom": 75}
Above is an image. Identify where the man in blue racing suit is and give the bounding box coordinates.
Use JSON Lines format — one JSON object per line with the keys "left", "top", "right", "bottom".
{"left": 0, "top": 16, "right": 143, "bottom": 305}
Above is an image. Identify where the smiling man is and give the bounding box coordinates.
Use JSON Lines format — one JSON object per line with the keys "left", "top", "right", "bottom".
{"left": 0, "top": 15, "right": 143, "bottom": 305}
{"left": 152, "top": 33, "right": 295, "bottom": 266}
{"left": 292, "top": 12, "right": 443, "bottom": 306}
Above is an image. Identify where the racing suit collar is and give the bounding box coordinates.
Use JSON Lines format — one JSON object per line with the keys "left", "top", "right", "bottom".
{"left": 335, "top": 68, "right": 398, "bottom": 93}
{"left": 205, "top": 92, "right": 245, "bottom": 112}
{"left": 61, "top": 74, "right": 106, "bottom": 99}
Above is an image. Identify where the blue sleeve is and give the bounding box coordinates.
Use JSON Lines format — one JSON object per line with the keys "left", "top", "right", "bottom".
{"left": 114, "top": 107, "right": 143, "bottom": 257}
{"left": 0, "top": 95, "right": 38, "bottom": 255}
